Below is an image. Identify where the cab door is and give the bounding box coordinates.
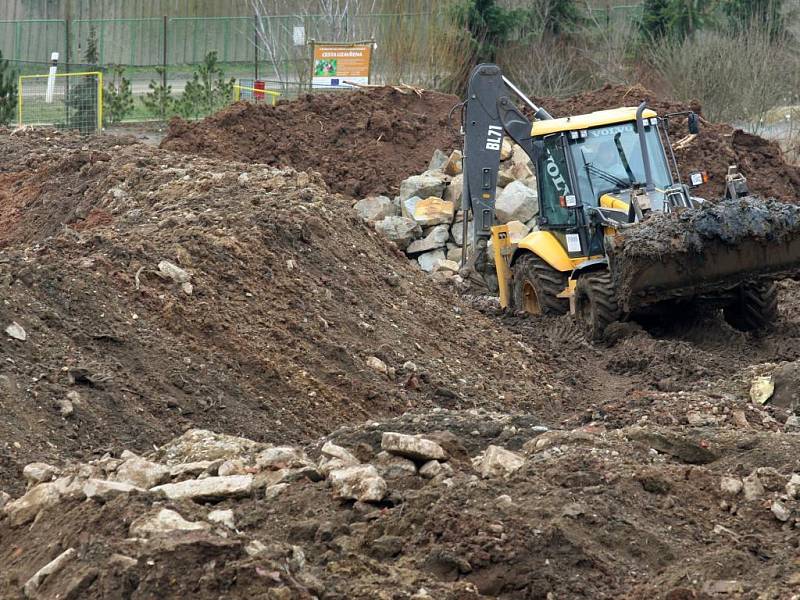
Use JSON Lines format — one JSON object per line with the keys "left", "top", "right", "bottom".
{"left": 534, "top": 134, "right": 593, "bottom": 258}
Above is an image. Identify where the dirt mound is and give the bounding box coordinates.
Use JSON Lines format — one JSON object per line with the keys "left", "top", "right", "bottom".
{"left": 162, "top": 83, "right": 800, "bottom": 204}
{"left": 535, "top": 84, "right": 800, "bottom": 201}
{"left": 0, "top": 128, "right": 579, "bottom": 497}
{"left": 160, "top": 87, "right": 461, "bottom": 198}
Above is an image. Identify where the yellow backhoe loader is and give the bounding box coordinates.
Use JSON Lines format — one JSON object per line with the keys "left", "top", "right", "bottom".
{"left": 460, "top": 64, "right": 800, "bottom": 339}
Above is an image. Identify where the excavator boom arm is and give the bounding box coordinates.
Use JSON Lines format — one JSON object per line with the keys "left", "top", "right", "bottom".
{"left": 462, "top": 64, "right": 552, "bottom": 246}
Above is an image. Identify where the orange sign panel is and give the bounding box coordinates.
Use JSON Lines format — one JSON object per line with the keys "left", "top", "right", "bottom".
{"left": 312, "top": 43, "right": 372, "bottom": 88}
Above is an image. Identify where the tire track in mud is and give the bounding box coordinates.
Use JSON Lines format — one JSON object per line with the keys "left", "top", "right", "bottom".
{"left": 468, "top": 281, "right": 800, "bottom": 429}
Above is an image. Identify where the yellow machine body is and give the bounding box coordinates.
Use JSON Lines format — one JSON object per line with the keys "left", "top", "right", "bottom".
{"left": 492, "top": 106, "right": 657, "bottom": 311}
{"left": 530, "top": 107, "right": 657, "bottom": 137}
{"left": 493, "top": 228, "right": 596, "bottom": 309}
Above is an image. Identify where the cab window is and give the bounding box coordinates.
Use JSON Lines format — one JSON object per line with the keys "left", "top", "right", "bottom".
{"left": 536, "top": 135, "right": 575, "bottom": 227}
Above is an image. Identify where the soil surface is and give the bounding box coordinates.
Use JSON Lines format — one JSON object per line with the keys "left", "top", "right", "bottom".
{"left": 4, "top": 84, "right": 800, "bottom": 599}
{"left": 160, "top": 87, "right": 461, "bottom": 198}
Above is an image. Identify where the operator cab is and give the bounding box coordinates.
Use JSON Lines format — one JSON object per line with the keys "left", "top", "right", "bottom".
{"left": 530, "top": 107, "right": 694, "bottom": 258}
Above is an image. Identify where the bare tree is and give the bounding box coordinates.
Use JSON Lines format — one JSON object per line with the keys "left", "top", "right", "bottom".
{"left": 578, "top": 1, "right": 637, "bottom": 86}
{"left": 250, "top": 0, "right": 377, "bottom": 91}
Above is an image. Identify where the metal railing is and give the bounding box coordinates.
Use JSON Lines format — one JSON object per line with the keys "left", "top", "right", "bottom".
{"left": 233, "top": 83, "right": 280, "bottom": 105}
{"left": 18, "top": 71, "right": 103, "bottom": 133}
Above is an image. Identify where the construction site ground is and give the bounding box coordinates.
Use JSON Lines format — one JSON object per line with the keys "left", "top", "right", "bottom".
{"left": 2, "top": 86, "right": 800, "bottom": 599}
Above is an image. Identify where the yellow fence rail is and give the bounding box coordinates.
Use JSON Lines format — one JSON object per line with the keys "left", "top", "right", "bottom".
{"left": 18, "top": 71, "right": 103, "bottom": 134}
{"left": 233, "top": 84, "right": 280, "bottom": 106}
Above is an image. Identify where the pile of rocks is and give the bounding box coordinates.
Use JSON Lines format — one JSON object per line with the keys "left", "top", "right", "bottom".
{"left": 1, "top": 428, "right": 479, "bottom": 529}
{"left": 354, "top": 141, "right": 539, "bottom": 276}
{"left": 0, "top": 420, "right": 531, "bottom": 597}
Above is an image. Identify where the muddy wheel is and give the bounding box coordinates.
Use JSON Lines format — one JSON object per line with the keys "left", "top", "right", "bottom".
{"left": 723, "top": 281, "right": 778, "bottom": 333}
{"left": 511, "top": 254, "right": 568, "bottom": 315}
{"left": 574, "top": 271, "right": 621, "bottom": 341}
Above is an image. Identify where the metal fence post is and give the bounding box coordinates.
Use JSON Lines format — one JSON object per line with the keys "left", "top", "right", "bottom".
{"left": 254, "top": 14, "right": 259, "bottom": 80}
{"left": 162, "top": 15, "right": 168, "bottom": 121}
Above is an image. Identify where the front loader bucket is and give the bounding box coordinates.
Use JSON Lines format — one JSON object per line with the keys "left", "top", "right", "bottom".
{"left": 606, "top": 197, "right": 800, "bottom": 313}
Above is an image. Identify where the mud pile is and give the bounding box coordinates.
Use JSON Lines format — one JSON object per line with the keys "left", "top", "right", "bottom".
{"left": 0, "top": 128, "right": 571, "bottom": 496}
{"left": 161, "top": 83, "right": 800, "bottom": 204}
{"left": 535, "top": 84, "right": 800, "bottom": 201}
{"left": 160, "top": 87, "right": 461, "bottom": 198}
{"left": 614, "top": 197, "right": 800, "bottom": 258}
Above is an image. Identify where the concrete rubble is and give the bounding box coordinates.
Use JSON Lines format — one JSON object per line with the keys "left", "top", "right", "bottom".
{"left": 2, "top": 405, "right": 800, "bottom": 598}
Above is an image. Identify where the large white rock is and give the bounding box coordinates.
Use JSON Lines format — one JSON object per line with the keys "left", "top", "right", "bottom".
{"left": 495, "top": 181, "right": 538, "bottom": 224}
{"left": 497, "top": 168, "right": 515, "bottom": 187}
{"left": 444, "top": 150, "right": 463, "bottom": 176}
{"left": 419, "top": 460, "right": 443, "bottom": 479}
{"left": 5, "top": 322, "right": 27, "bottom": 341}
{"left": 115, "top": 457, "right": 171, "bottom": 489}
{"left": 256, "top": 446, "right": 311, "bottom": 470}
{"left": 168, "top": 461, "right": 216, "bottom": 477}
{"left": 417, "top": 249, "right": 446, "bottom": 273}
{"left": 329, "top": 465, "right": 387, "bottom": 502}
{"left": 505, "top": 220, "right": 531, "bottom": 244}
{"left": 158, "top": 260, "right": 191, "bottom": 284}
{"left": 373, "top": 451, "right": 418, "bottom": 479}
{"left": 742, "top": 471, "right": 765, "bottom": 501}
{"left": 207, "top": 508, "right": 236, "bottom": 529}
{"left": 510, "top": 160, "right": 537, "bottom": 187}
{"left": 411, "top": 197, "right": 455, "bottom": 227}
{"left": 720, "top": 476, "right": 743, "bottom": 496}
{"left": 374, "top": 216, "right": 422, "bottom": 250}
{"left": 433, "top": 260, "right": 460, "bottom": 274}
{"left": 500, "top": 138, "right": 513, "bottom": 161}
{"left": 83, "top": 479, "right": 144, "bottom": 501}
{"left": 217, "top": 459, "right": 246, "bottom": 476}
{"left": 321, "top": 442, "right": 359, "bottom": 465}
{"left": 130, "top": 508, "right": 210, "bottom": 537}
{"left": 399, "top": 173, "right": 446, "bottom": 202}
{"left": 474, "top": 445, "right": 525, "bottom": 478}
{"left": 406, "top": 224, "right": 450, "bottom": 255}
{"left": 3, "top": 482, "right": 62, "bottom": 526}
{"left": 354, "top": 196, "right": 397, "bottom": 222}
{"left": 451, "top": 221, "right": 474, "bottom": 246}
{"left": 51, "top": 476, "right": 86, "bottom": 500}
{"left": 511, "top": 143, "right": 533, "bottom": 169}
{"left": 23, "top": 548, "right": 76, "bottom": 598}
{"left": 428, "top": 149, "right": 448, "bottom": 171}
{"left": 446, "top": 245, "right": 463, "bottom": 264}
{"left": 152, "top": 475, "right": 253, "bottom": 501}
{"left": 402, "top": 195, "right": 420, "bottom": 219}
{"left": 158, "top": 429, "right": 264, "bottom": 464}
{"left": 786, "top": 473, "right": 800, "bottom": 499}
{"left": 319, "top": 456, "right": 352, "bottom": 476}
{"left": 444, "top": 173, "right": 464, "bottom": 206}
{"left": 772, "top": 499, "right": 791, "bottom": 522}
{"left": 381, "top": 432, "right": 447, "bottom": 461}
{"left": 22, "top": 462, "right": 59, "bottom": 485}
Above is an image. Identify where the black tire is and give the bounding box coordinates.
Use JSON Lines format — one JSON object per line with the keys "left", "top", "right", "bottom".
{"left": 723, "top": 281, "right": 778, "bottom": 333}
{"left": 574, "top": 270, "right": 622, "bottom": 341}
{"left": 511, "top": 254, "right": 569, "bottom": 315}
